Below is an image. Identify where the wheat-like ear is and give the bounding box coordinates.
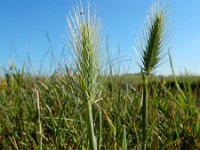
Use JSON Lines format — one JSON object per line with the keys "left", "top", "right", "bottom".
{"left": 67, "top": 2, "right": 102, "bottom": 150}
{"left": 137, "top": 3, "right": 169, "bottom": 150}
{"left": 139, "top": 4, "right": 168, "bottom": 76}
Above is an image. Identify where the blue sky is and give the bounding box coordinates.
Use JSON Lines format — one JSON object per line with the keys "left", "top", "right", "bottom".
{"left": 0, "top": 0, "right": 200, "bottom": 75}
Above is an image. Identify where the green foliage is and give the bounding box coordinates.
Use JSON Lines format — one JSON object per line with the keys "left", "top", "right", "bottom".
{"left": 0, "top": 2, "right": 200, "bottom": 150}
{"left": 0, "top": 67, "right": 200, "bottom": 149}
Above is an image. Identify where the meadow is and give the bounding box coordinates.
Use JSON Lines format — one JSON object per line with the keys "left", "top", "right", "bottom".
{"left": 0, "top": 2, "right": 200, "bottom": 150}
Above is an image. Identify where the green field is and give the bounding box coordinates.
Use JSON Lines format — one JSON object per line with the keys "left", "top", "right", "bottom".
{"left": 0, "top": 71, "right": 200, "bottom": 149}
{"left": 0, "top": 2, "right": 200, "bottom": 150}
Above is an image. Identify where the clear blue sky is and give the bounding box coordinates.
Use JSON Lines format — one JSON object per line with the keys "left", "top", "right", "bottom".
{"left": 0, "top": 0, "right": 200, "bottom": 75}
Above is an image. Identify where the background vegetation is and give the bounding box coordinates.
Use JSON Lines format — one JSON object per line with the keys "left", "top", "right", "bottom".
{"left": 0, "top": 2, "right": 200, "bottom": 150}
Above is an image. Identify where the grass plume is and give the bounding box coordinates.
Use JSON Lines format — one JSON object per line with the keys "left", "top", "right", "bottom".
{"left": 136, "top": 3, "right": 169, "bottom": 149}
{"left": 67, "top": 3, "right": 102, "bottom": 150}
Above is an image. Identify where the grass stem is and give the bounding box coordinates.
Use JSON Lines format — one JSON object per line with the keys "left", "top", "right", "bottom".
{"left": 35, "top": 90, "right": 43, "bottom": 150}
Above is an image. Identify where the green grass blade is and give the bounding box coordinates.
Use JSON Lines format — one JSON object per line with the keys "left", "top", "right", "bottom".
{"left": 122, "top": 125, "right": 127, "bottom": 150}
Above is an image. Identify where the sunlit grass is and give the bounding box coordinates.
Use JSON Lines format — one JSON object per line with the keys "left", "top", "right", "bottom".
{"left": 0, "top": 1, "right": 200, "bottom": 150}
{"left": 136, "top": 3, "right": 168, "bottom": 149}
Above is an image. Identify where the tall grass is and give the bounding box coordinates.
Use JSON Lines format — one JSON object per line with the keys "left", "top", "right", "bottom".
{"left": 34, "top": 90, "right": 43, "bottom": 150}
{"left": 0, "top": 1, "right": 200, "bottom": 149}
{"left": 66, "top": 3, "right": 103, "bottom": 150}
{"left": 136, "top": 3, "right": 168, "bottom": 149}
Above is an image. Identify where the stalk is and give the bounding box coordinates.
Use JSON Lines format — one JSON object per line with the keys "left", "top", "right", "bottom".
{"left": 97, "top": 105, "right": 102, "bottom": 149}
{"left": 87, "top": 100, "right": 97, "bottom": 150}
{"left": 142, "top": 76, "right": 148, "bottom": 150}
{"left": 35, "top": 90, "right": 43, "bottom": 150}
